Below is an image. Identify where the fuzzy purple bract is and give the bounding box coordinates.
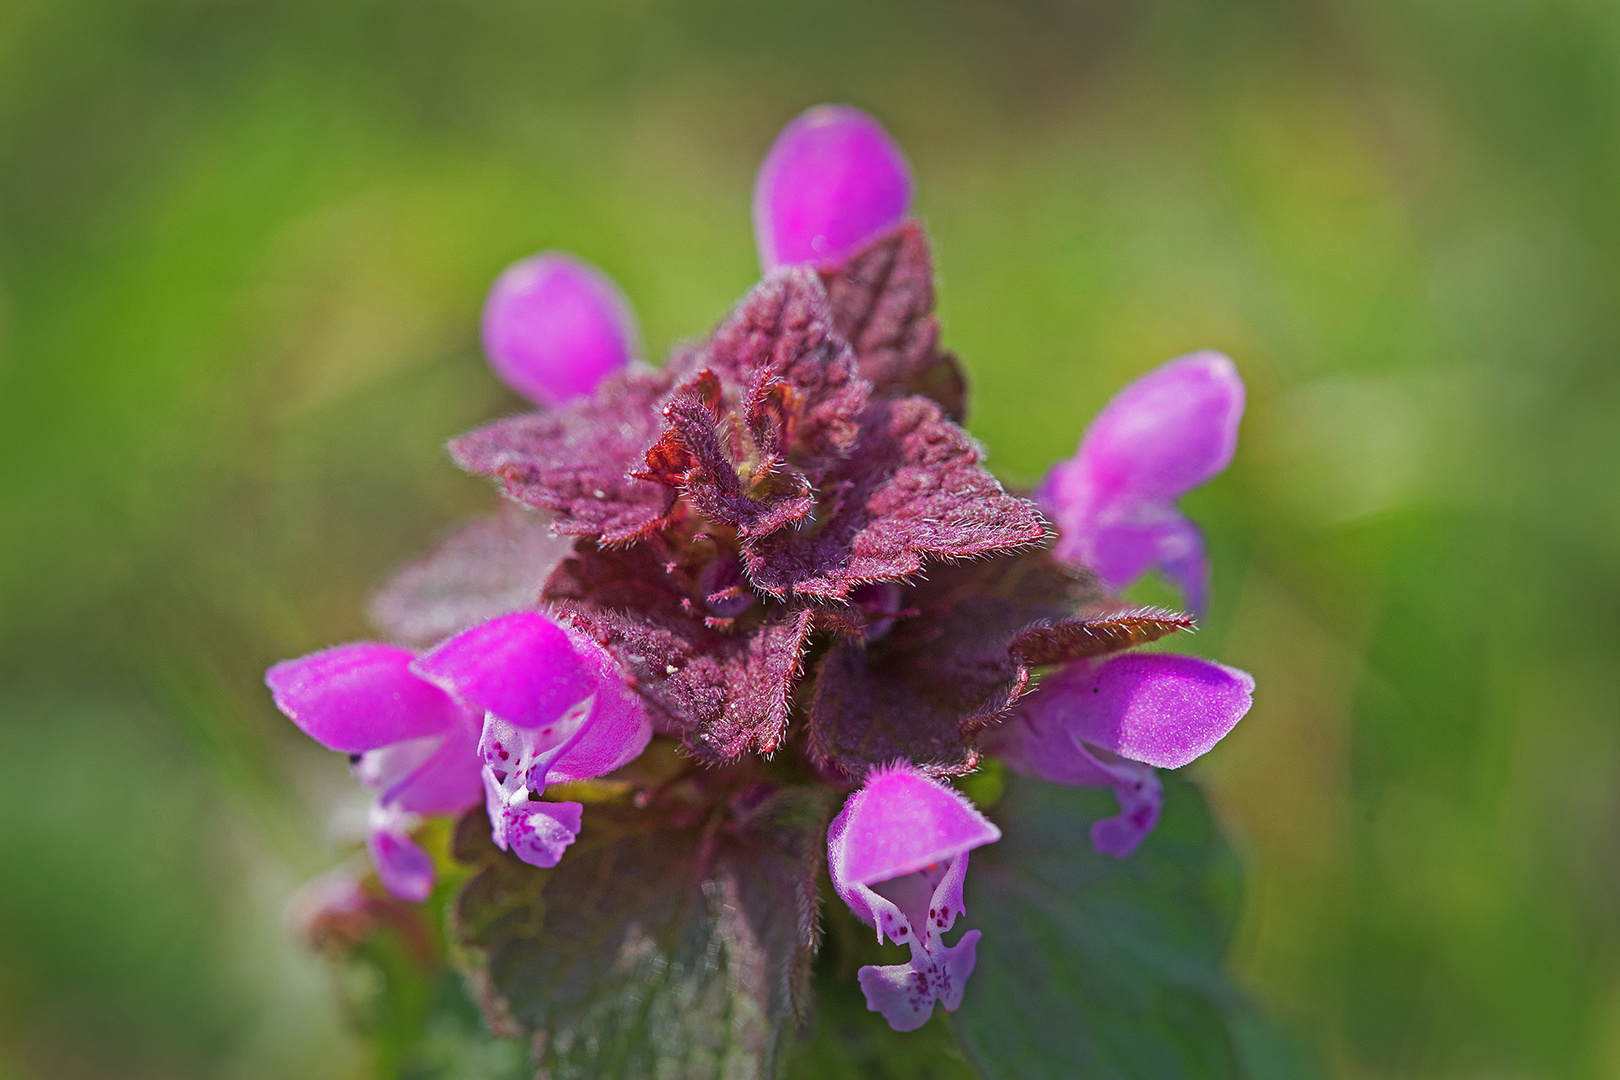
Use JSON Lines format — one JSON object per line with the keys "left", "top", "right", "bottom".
{"left": 266, "top": 103, "right": 1259, "bottom": 1060}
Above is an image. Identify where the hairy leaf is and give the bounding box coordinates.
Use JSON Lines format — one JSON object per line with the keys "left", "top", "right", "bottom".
{"left": 744, "top": 397, "right": 1046, "bottom": 600}
{"left": 640, "top": 370, "right": 816, "bottom": 538}
{"left": 542, "top": 534, "right": 695, "bottom": 619}
{"left": 642, "top": 270, "right": 868, "bottom": 537}
{"left": 367, "top": 504, "right": 573, "bottom": 648}
{"left": 1011, "top": 606, "right": 1195, "bottom": 668}
{"left": 546, "top": 541, "right": 816, "bottom": 760}
{"left": 820, "top": 220, "right": 968, "bottom": 421}
{"left": 449, "top": 369, "right": 677, "bottom": 544}
{"left": 805, "top": 552, "right": 1102, "bottom": 778}
{"left": 952, "top": 775, "right": 1253, "bottom": 1079}
{"left": 453, "top": 788, "right": 835, "bottom": 1080}
{"left": 701, "top": 267, "right": 869, "bottom": 476}
{"left": 566, "top": 603, "right": 816, "bottom": 761}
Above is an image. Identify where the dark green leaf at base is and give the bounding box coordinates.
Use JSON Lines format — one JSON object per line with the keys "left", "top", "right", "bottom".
{"left": 452, "top": 786, "right": 835, "bottom": 1080}
{"left": 951, "top": 774, "right": 1280, "bottom": 1080}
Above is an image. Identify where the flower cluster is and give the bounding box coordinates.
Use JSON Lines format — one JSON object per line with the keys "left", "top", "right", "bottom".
{"left": 268, "top": 104, "right": 1254, "bottom": 1033}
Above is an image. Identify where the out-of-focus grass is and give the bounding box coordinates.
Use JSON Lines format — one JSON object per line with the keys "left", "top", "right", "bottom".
{"left": 1, "top": 2, "right": 1616, "bottom": 1077}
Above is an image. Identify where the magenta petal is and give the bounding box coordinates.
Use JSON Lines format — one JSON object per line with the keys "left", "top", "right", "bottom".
{"left": 1149, "top": 515, "right": 1210, "bottom": 617}
{"left": 936, "top": 927, "right": 981, "bottom": 1012}
{"left": 381, "top": 721, "right": 484, "bottom": 816}
{"left": 989, "top": 704, "right": 1119, "bottom": 789}
{"left": 541, "top": 637, "right": 651, "bottom": 783}
{"left": 266, "top": 643, "right": 463, "bottom": 753}
{"left": 366, "top": 807, "right": 435, "bottom": 902}
{"left": 856, "top": 928, "right": 982, "bottom": 1032}
{"left": 413, "top": 612, "right": 597, "bottom": 729}
{"left": 1074, "top": 351, "right": 1245, "bottom": 508}
{"left": 866, "top": 852, "right": 970, "bottom": 952}
{"left": 829, "top": 763, "right": 1000, "bottom": 888}
{"left": 1039, "top": 352, "right": 1242, "bottom": 609}
{"left": 829, "top": 767, "right": 994, "bottom": 1031}
{"left": 990, "top": 667, "right": 1167, "bottom": 857}
{"left": 481, "top": 252, "right": 639, "bottom": 407}
{"left": 1078, "top": 511, "right": 1210, "bottom": 615}
{"left": 1062, "top": 653, "right": 1254, "bottom": 770}
{"left": 354, "top": 736, "right": 440, "bottom": 794}
{"left": 472, "top": 646, "right": 649, "bottom": 788}
{"left": 753, "top": 105, "right": 912, "bottom": 271}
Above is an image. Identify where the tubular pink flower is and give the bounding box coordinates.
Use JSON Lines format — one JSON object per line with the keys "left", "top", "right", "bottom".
{"left": 266, "top": 643, "right": 484, "bottom": 900}
{"left": 481, "top": 252, "right": 640, "bottom": 408}
{"left": 1037, "top": 351, "right": 1245, "bottom": 614}
{"left": 753, "top": 104, "right": 913, "bottom": 272}
{"left": 991, "top": 653, "right": 1254, "bottom": 856}
{"left": 827, "top": 763, "right": 1000, "bottom": 1031}
{"left": 413, "top": 611, "right": 651, "bottom": 868}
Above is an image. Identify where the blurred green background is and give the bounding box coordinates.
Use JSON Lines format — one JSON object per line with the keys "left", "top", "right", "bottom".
{"left": 2, "top": 0, "right": 1618, "bottom": 1077}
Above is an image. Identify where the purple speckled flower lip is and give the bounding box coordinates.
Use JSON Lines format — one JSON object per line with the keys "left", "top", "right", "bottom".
{"left": 265, "top": 103, "right": 1254, "bottom": 1031}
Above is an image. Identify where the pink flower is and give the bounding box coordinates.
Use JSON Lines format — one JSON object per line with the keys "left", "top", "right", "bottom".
{"left": 413, "top": 611, "right": 651, "bottom": 868}
{"left": 266, "top": 643, "right": 483, "bottom": 900}
{"left": 990, "top": 653, "right": 1254, "bottom": 857}
{"left": 1037, "top": 351, "right": 1246, "bottom": 615}
{"left": 827, "top": 763, "right": 1001, "bottom": 1031}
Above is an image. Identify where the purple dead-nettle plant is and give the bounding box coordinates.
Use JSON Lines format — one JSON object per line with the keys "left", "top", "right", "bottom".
{"left": 269, "top": 103, "right": 1255, "bottom": 1052}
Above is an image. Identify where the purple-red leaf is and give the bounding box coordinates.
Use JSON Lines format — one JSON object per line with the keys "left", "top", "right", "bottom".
{"left": 820, "top": 220, "right": 968, "bottom": 421}
{"left": 449, "top": 369, "right": 676, "bottom": 544}
{"left": 744, "top": 396, "right": 1047, "bottom": 600}
{"left": 1011, "top": 606, "right": 1196, "bottom": 668}
{"left": 806, "top": 551, "right": 1102, "bottom": 778}
{"left": 639, "top": 370, "right": 816, "bottom": 538}
{"left": 639, "top": 270, "right": 868, "bottom": 538}
{"left": 561, "top": 604, "right": 815, "bottom": 762}
{"left": 704, "top": 268, "right": 869, "bottom": 473}
{"left": 545, "top": 542, "right": 815, "bottom": 761}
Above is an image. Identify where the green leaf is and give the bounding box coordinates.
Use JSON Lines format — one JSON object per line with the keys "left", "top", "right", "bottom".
{"left": 452, "top": 786, "right": 835, "bottom": 1080}
{"left": 951, "top": 773, "right": 1257, "bottom": 1079}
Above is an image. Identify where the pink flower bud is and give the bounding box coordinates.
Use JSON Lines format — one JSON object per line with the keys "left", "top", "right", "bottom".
{"left": 481, "top": 253, "right": 639, "bottom": 407}
{"left": 753, "top": 105, "right": 913, "bottom": 272}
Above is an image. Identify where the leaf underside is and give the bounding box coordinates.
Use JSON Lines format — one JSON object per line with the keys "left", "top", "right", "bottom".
{"left": 1012, "top": 606, "right": 1196, "bottom": 667}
